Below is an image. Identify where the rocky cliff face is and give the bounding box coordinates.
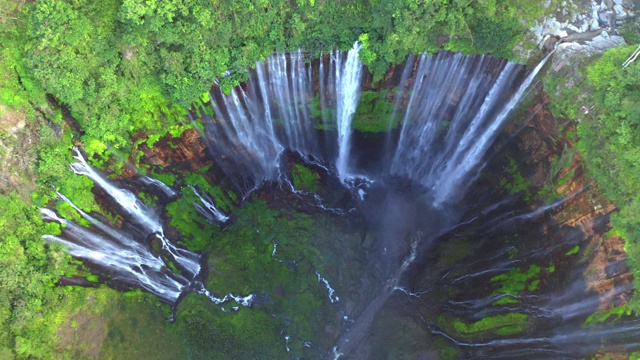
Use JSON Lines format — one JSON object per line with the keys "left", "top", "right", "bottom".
{"left": 138, "top": 129, "right": 211, "bottom": 171}
{"left": 524, "top": 84, "right": 627, "bottom": 285}
{"left": 423, "top": 82, "right": 636, "bottom": 357}
{"left": 512, "top": 96, "right": 634, "bottom": 313}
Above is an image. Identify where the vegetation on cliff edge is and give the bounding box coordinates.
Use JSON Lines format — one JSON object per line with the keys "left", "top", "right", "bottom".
{"left": 544, "top": 42, "right": 640, "bottom": 310}
{"left": 574, "top": 45, "right": 640, "bottom": 310}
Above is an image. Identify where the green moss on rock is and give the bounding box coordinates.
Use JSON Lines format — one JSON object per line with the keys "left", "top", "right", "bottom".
{"left": 351, "top": 90, "right": 398, "bottom": 132}
{"left": 441, "top": 312, "right": 529, "bottom": 339}
{"left": 291, "top": 163, "right": 320, "bottom": 192}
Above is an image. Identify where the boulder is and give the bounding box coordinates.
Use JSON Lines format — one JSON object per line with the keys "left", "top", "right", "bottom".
{"left": 552, "top": 32, "right": 626, "bottom": 71}
{"left": 614, "top": 4, "right": 627, "bottom": 19}
{"left": 588, "top": 30, "right": 626, "bottom": 50}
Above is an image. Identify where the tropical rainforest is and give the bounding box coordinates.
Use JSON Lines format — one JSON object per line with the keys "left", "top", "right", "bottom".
{"left": 1, "top": 0, "right": 640, "bottom": 358}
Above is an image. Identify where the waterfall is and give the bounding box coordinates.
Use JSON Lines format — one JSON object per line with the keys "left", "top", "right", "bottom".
{"left": 69, "top": 148, "right": 201, "bottom": 277}
{"left": 41, "top": 150, "right": 255, "bottom": 307}
{"left": 139, "top": 175, "right": 177, "bottom": 198}
{"left": 194, "top": 45, "right": 550, "bottom": 208}
{"left": 41, "top": 205, "right": 189, "bottom": 304}
{"left": 335, "top": 42, "right": 363, "bottom": 182}
{"left": 431, "top": 51, "right": 554, "bottom": 205}
{"left": 196, "top": 43, "right": 364, "bottom": 192}
{"left": 200, "top": 50, "right": 319, "bottom": 187}
{"left": 189, "top": 185, "right": 230, "bottom": 224}
{"left": 69, "top": 148, "right": 160, "bottom": 234}
{"left": 388, "top": 51, "right": 552, "bottom": 205}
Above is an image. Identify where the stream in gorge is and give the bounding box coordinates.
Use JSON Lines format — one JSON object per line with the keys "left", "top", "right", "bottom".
{"left": 41, "top": 44, "right": 640, "bottom": 359}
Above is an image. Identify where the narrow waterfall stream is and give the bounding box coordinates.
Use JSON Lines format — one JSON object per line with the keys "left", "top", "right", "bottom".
{"left": 335, "top": 42, "right": 364, "bottom": 182}
{"left": 41, "top": 45, "right": 640, "bottom": 359}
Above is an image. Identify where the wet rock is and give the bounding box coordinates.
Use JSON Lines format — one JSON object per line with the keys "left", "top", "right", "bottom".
{"left": 552, "top": 32, "right": 626, "bottom": 71}
{"left": 588, "top": 30, "right": 626, "bottom": 50}
{"left": 532, "top": 17, "right": 570, "bottom": 48}
{"left": 542, "top": 35, "right": 560, "bottom": 51}
{"left": 599, "top": 9, "right": 617, "bottom": 27}
{"left": 57, "top": 276, "right": 100, "bottom": 288}
{"left": 614, "top": 4, "right": 628, "bottom": 18}
{"left": 521, "top": 112, "right": 634, "bottom": 313}
{"left": 551, "top": 42, "right": 580, "bottom": 71}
